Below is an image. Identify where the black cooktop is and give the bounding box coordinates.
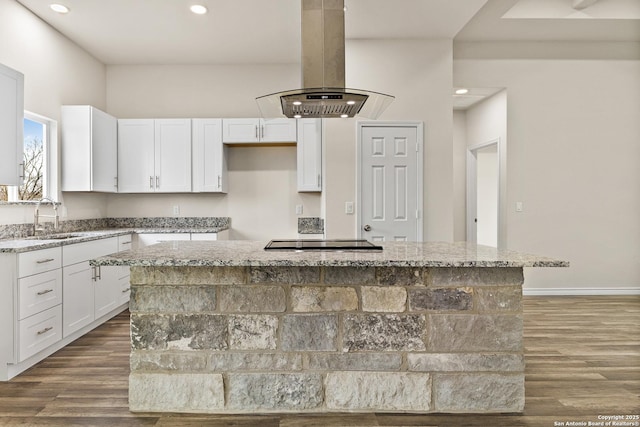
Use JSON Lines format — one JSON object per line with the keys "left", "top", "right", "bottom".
{"left": 264, "top": 239, "right": 383, "bottom": 251}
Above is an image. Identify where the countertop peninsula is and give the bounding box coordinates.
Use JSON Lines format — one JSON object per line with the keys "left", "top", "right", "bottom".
{"left": 91, "top": 240, "right": 567, "bottom": 268}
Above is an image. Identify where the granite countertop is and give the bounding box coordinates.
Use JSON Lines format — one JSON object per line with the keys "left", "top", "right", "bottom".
{"left": 91, "top": 240, "right": 568, "bottom": 268}
{"left": 0, "top": 227, "right": 227, "bottom": 253}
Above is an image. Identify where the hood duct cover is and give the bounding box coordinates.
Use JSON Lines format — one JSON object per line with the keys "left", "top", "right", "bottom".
{"left": 256, "top": 0, "right": 393, "bottom": 119}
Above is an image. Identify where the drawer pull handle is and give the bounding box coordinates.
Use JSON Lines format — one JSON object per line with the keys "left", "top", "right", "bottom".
{"left": 121, "top": 241, "right": 131, "bottom": 245}
{"left": 37, "top": 326, "right": 53, "bottom": 335}
{"left": 122, "top": 288, "right": 131, "bottom": 293}
{"left": 37, "top": 289, "right": 54, "bottom": 295}
{"left": 36, "top": 258, "right": 55, "bottom": 264}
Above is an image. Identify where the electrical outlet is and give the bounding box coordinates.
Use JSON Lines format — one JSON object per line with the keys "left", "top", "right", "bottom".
{"left": 345, "top": 201, "right": 354, "bottom": 214}
{"left": 516, "top": 202, "right": 523, "bottom": 212}
{"left": 173, "top": 205, "right": 180, "bottom": 216}
{"left": 295, "top": 204, "right": 303, "bottom": 215}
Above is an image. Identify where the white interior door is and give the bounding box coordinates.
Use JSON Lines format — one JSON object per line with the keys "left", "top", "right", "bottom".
{"left": 358, "top": 123, "right": 422, "bottom": 242}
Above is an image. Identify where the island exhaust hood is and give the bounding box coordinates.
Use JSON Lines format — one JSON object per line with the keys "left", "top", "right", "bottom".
{"left": 256, "top": 0, "right": 394, "bottom": 119}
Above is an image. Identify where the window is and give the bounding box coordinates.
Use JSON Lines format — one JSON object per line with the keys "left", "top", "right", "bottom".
{"left": 0, "top": 112, "right": 54, "bottom": 202}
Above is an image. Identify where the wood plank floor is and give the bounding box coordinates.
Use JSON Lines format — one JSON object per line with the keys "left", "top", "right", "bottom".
{"left": 0, "top": 296, "right": 638, "bottom": 427}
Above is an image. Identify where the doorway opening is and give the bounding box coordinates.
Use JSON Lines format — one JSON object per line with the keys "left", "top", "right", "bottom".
{"left": 466, "top": 139, "right": 500, "bottom": 247}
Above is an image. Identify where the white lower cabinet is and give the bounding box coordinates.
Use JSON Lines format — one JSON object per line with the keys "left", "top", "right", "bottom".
{"left": 62, "top": 236, "right": 126, "bottom": 337}
{"left": 18, "top": 305, "right": 62, "bottom": 362}
{"left": 62, "top": 261, "right": 94, "bottom": 338}
{"left": 1, "top": 234, "right": 132, "bottom": 381}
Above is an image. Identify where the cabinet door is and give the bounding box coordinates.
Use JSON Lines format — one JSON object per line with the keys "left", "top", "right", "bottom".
{"left": 61, "top": 106, "right": 117, "bottom": 192}
{"left": 155, "top": 119, "right": 192, "bottom": 192}
{"left": 0, "top": 63, "right": 23, "bottom": 186}
{"left": 94, "top": 266, "right": 120, "bottom": 319}
{"left": 261, "top": 118, "right": 297, "bottom": 143}
{"left": 90, "top": 107, "right": 118, "bottom": 192}
{"left": 297, "top": 118, "right": 322, "bottom": 192}
{"left": 192, "top": 119, "right": 226, "bottom": 193}
{"left": 222, "top": 118, "right": 260, "bottom": 143}
{"left": 62, "top": 262, "right": 94, "bottom": 338}
{"left": 117, "top": 119, "right": 155, "bottom": 193}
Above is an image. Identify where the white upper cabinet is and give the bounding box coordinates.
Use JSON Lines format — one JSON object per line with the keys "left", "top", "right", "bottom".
{"left": 222, "top": 118, "right": 297, "bottom": 143}
{"left": 61, "top": 106, "right": 118, "bottom": 192}
{"left": 297, "top": 118, "right": 322, "bottom": 192}
{"left": 118, "top": 119, "right": 192, "bottom": 193}
{"left": 192, "top": 119, "right": 227, "bottom": 193}
{"left": 0, "top": 63, "right": 24, "bottom": 186}
{"left": 154, "top": 119, "right": 192, "bottom": 192}
{"left": 117, "top": 119, "right": 155, "bottom": 193}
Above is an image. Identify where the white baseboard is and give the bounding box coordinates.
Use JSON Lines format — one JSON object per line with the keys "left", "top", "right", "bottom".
{"left": 524, "top": 287, "right": 640, "bottom": 296}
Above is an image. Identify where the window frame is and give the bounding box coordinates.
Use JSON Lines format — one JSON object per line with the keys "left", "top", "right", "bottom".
{"left": 1, "top": 111, "right": 58, "bottom": 203}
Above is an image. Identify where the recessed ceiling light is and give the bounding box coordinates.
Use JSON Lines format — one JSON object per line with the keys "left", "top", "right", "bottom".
{"left": 50, "top": 3, "right": 69, "bottom": 13}
{"left": 455, "top": 88, "right": 469, "bottom": 95}
{"left": 293, "top": 101, "right": 302, "bottom": 106}
{"left": 346, "top": 100, "right": 356, "bottom": 105}
{"left": 340, "top": 114, "right": 349, "bottom": 118}
{"left": 293, "top": 114, "right": 302, "bottom": 119}
{"left": 190, "top": 5, "right": 208, "bottom": 15}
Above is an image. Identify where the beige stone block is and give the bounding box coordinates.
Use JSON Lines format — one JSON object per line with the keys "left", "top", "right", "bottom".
{"left": 426, "top": 267, "right": 524, "bottom": 287}
{"left": 129, "top": 372, "right": 224, "bottom": 412}
{"left": 324, "top": 266, "right": 375, "bottom": 285}
{"left": 131, "top": 266, "right": 247, "bottom": 285}
{"left": 291, "top": 286, "right": 358, "bottom": 312}
{"left": 250, "top": 266, "right": 320, "bottom": 284}
{"left": 361, "top": 286, "right": 407, "bottom": 312}
{"left": 130, "top": 286, "right": 216, "bottom": 313}
{"left": 325, "top": 371, "right": 431, "bottom": 411}
{"left": 218, "top": 286, "right": 286, "bottom": 312}
{"left": 408, "top": 353, "right": 525, "bottom": 372}
{"left": 227, "top": 373, "right": 323, "bottom": 411}
{"left": 475, "top": 286, "right": 522, "bottom": 312}
{"left": 427, "top": 314, "right": 523, "bottom": 352}
{"left": 433, "top": 373, "right": 524, "bottom": 412}
{"left": 228, "top": 315, "right": 278, "bottom": 350}
{"left": 376, "top": 267, "right": 423, "bottom": 286}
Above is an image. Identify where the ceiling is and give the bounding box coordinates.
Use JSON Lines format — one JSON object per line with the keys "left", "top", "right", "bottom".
{"left": 15, "top": 0, "right": 639, "bottom": 66}
{"left": 14, "top": 0, "right": 640, "bottom": 110}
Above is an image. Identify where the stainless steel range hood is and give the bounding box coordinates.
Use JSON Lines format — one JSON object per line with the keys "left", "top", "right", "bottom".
{"left": 256, "top": 0, "right": 394, "bottom": 119}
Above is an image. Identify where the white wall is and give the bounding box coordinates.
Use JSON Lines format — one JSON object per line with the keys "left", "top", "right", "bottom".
{"left": 454, "top": 43, "right": 640, "bottom": 291}
{"left": 105, "top": 64, "right": 321, "bottom": 239}
{"left": 0, "top": 0, "right": 108, "bottom": 224}
{"left": 453, "top": 111, "right": 467, "bottom": 241}
{"left": 465, "top": 90, "right": 508, "bottom": 247}
{"left": 326, "top": 39, "right": 454, "bottom": 241}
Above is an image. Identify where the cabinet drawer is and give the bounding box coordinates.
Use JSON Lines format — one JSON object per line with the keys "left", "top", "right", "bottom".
{"left": 18, "top": 269, "right": 62, "bottom": 320}
{"left": 18, "top": 247, "right": 62, "bottom": 278}
{"left": 118, "top": 234, "right": 133, "bottom": 252}
{"left": 63, "top": 237, "right": 119, "bottom": 266}
{"left": 18, "top": 304, "right": 62, "bottom": 362}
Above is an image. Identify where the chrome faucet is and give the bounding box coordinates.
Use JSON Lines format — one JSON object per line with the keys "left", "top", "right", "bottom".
{"left": 34, "top": 197, "right": 59, "bottom": 232}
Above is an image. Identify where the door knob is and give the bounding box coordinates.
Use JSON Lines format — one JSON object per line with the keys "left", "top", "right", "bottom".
{"left": 363, "top": 224, "right": 371, "bottom": 232}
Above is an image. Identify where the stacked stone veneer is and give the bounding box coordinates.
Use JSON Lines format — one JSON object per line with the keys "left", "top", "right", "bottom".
{"left": 128, "top": 265, "right": 525, "bottom": 414}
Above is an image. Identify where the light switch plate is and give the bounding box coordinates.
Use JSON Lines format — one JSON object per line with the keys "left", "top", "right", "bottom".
{"left": 345, "top": 201, "right": 354, "bottom": 214}
{"left": 296, "top": 204, "right": 303, "bottom": 215}
{"left": 516, "top": 202, "right": 523, "bottom": 212}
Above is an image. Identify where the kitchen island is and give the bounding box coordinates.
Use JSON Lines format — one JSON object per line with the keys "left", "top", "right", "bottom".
{"left": 92, "top": 240, "right": 567, "bottom": 414}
